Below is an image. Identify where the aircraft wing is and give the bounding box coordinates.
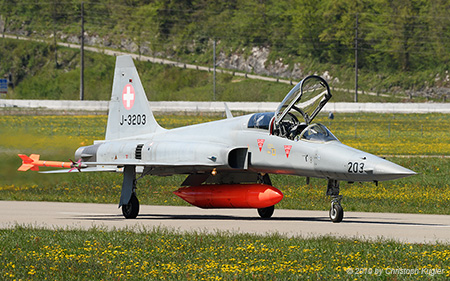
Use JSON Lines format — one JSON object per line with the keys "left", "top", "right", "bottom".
{"left": 39, "top": 167, "right": 118, "bottom": 173}
{"left": 39, "top": 160, "right": 225, "bottom": 175}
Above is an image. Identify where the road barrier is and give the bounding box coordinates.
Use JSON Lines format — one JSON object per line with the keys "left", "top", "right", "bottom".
{"left": 1, "top": 99, "right": 449, "bottom": 114}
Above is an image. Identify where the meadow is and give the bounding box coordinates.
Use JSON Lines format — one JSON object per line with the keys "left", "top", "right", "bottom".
{"left": 1, "top": 226, "right": 449, "bottom": 280}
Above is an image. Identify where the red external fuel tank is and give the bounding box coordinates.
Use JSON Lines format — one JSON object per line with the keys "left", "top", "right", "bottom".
{"left": 173, "top": 184, "right": 283, "bottom": 209}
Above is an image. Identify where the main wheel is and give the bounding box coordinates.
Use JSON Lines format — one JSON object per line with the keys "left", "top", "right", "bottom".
{"left": 122, "top": 193, "right": 140, "bottom": 219}
{"left": 329, "top": 203, "right": 343, "bottom": 223}
{"left": 258, "top": 205, "right": 275, "bottom": 219}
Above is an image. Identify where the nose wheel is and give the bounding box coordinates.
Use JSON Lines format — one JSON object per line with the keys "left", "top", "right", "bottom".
{"left": 329, "top": 196, "right": 343, "bottom": 223}
{"left": 327, "top": 179, "right": 344, "bottom": 223}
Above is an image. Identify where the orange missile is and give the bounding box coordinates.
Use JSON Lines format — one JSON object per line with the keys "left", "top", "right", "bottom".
{"left": 173, "top": 184, "right": 283, "bottom": 209}
{"left": 18, "top": 154, "right": 81, "bottom": 172}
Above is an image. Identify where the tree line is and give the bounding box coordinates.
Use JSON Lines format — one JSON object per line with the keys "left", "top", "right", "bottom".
{"left": 1, "top": 0, "right": 449, "bottom": 78}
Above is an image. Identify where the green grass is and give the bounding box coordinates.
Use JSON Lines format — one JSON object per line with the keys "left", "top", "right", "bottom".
{"left": 1, "top": 226, "right": 449, "bottom": 280}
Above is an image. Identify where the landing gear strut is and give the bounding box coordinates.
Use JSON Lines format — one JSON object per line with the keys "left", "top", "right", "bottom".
{"left": 327, "top": 179, "right": 343, "bottom": 223}
{"left": 119, "top": 165, "right": 140, "bottom": 219}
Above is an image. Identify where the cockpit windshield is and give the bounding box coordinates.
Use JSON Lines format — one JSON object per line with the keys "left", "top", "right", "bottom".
{"left": 247, "top": 112, "right": 274, "bottom": 130}
{"left": 297, "top": 123, "right": 339, "bottom": 142}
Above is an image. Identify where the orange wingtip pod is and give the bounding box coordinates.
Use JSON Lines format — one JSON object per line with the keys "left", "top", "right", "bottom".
{"left": 173, "top": 184, "right": 283, "bottom": 209}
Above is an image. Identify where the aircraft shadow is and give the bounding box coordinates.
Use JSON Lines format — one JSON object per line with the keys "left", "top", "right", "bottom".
{"left": 67, "top": 213, "right": 328, "bottom": 222}
{"left": 66, "top": 213, "right": 447, "bottom": 227}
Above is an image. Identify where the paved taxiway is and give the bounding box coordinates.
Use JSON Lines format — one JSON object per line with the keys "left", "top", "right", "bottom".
{"left": 1, "top": 201, "right": 449, "bottom": 244}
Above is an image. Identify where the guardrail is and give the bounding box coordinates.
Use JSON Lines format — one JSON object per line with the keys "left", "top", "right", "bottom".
{"left": 1, "top": 99, "right": 449, "bottom": 114}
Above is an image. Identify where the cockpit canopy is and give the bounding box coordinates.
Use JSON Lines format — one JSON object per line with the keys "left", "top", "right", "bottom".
{"left": 275, "top": 75, "right": 331, "bottom": 126}
{"left": 271, "top": 75, "right": 332, "bottom": 140}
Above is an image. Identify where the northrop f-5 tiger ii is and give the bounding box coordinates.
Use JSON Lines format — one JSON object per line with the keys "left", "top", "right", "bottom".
{"left": 18, "top": 55, "right": 416, "bottom": 222}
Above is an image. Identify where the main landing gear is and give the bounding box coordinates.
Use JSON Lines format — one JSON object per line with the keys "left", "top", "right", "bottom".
{"left": 327, "top": 179, "right": 343, "bottom": 223}
{"left": 257, "top": 173, "right": 275, "bottom": 219}
{"left": 258, "top": 205, "right": 275, "bottom": 219}
{"left": 120, "top": 165, "right": 140, "bottom": 219}
{"left": 122, "top": 193, "right": 140, "bottom": 219}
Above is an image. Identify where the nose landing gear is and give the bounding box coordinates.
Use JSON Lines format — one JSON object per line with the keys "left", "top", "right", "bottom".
{"left": 327, "top": 179, "right": 343, "bottom": 223}
{"left": 329, "top": 196, "right": 343, "bottom": 223}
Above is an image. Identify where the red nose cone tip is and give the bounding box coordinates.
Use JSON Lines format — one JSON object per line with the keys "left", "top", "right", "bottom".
{"left": 250, "top": 186, "right": 284, "bottom": 207}
{"left": 173, "top": 184, "right": 283, "bottom": 209}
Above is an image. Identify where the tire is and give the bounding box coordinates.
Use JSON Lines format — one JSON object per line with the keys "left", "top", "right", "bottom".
{"left": 329, "top": 203, "right": 343, "bottom": 223}
{"left": 122, "top": 193, "right": 140, "bottom": 219}
{"left": 258, "top": 205, "right": 275, "bottom": 219}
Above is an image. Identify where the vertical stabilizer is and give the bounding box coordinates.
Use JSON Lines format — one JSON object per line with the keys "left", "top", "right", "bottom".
{"left": 105, "top": 55, "right": 164, "bottom": 140}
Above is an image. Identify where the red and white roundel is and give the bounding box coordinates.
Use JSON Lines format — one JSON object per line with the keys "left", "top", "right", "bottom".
{"left": 122, "top": 84, "right": 135, "bottom": 110}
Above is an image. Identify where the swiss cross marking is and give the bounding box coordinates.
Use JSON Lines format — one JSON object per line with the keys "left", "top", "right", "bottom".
{"left": 257, "top": 139, "right": 265, "bottom": 152}
{"left": 122, "top": 84, "right": 135, "bottom": 110}
{"left": 284, "top": 145, "right": 292, "bottom": 158}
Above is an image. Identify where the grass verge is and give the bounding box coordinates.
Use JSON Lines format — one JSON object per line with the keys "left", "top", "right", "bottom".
{"left": 1, "top": 226, "right": 449, "bottom": 280}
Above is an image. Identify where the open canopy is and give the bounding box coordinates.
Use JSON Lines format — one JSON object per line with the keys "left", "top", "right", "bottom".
{"left": 275, "top": 75, "right": 331, "bottom": 126}
{"left": 271, "top": 75, "right": 332, "bottom": 140}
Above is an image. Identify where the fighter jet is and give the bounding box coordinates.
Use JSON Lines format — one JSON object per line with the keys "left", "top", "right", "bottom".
{"left": 18, "top": 55, "right": 416, "bottom": 222}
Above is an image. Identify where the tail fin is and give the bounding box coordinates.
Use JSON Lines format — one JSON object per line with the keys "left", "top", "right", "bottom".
{"left": 105, "top": 55, "right": 165, "bottom": 140}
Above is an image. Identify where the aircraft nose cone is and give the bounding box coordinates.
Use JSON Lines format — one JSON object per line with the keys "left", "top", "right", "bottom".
{"left": 373, "top": 159, "right": 416, "bottom": 181}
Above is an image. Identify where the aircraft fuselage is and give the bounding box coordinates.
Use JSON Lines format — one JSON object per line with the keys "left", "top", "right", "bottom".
{"left": 81, "top": 114, "right": 413, "bottom": 183}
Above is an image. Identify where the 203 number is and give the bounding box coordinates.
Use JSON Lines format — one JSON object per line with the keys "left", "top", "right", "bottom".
{"left": 348, "top": 162, "right": 364, "bottom": 173}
